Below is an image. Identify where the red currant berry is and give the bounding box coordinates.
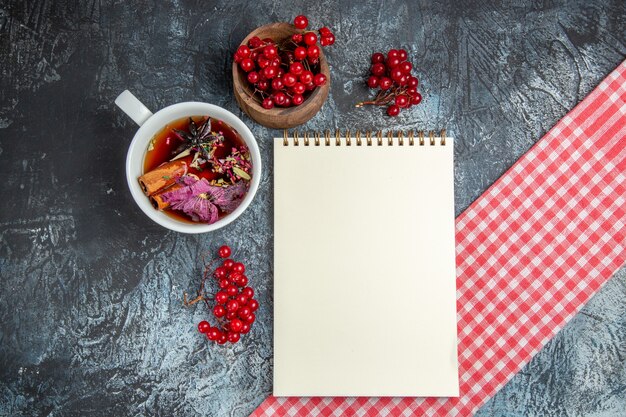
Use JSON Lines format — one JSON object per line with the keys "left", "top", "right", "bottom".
{"left": 239, "top": 58, "right": 254, "bottom": 72}
{"left": 283, "top": 73, "right": 297, "bottom": 87}
{"left": 395, "top": 95, "right": 409, "bottom": 108}
{"left": 292, "top": 33, "right": 303, "bottom": 43}
{"left": 273, "top": 92, "right": 287, "bottom": 106}
{"left": 379, "top": 77, "right": 392, "bottom": 90}
{"left": 218, "top": 245, "right": 231, "bottom": 258}
{"left": 248, "top": 36, "right": 262, "bottom": 48}
{"left": 292, "top": 94, "right": 304, "bottom": 106}
{"left": 304, "top": 82, "right": 315, "bottom": 91}
{"left": 257, "top": 56, "right": 270, "bottom": 68}
{"left": 197, "top": 320, "right": 210, "bottom": 333}
{"left": 262, "top": 37, "right": 273, "bottom": 44}
{"left": 234, "top": 53, "right": 242, "bottom": 63}
{"left": 283, "top": 96, "right": 292, "bottom": 107}
{"left": 314, "top": 73, "right": 327, "bottom": 86}
{"left": 370, "top": 63, "right": 386, "bottom": 77}
{"left": 371, "top": 52, "right": 385, "bottom": 64}
{"left": 271, "top": 78, "right": 284, "bottom": 91}
{"left": 276, "top": 67, "right": 285, "bottom": 78}
{"left": 262, "top": 97, "right": 274, "bottom": 109}
{"left": 408, "top": 76, "right": 419, "bottom": 88}
{"left": 307, "top": 45, "right": 320, "bottom": 60}
{"left": 387, "top": 104, "right": 400, "bottom": 117}
{"left": 270, "top": 57, "right": 281, "bottom": 67}
{"left": 240, "top": 323, "right": 251, "bottom": 334}
{"left": 407, "top": 86, "right": 418, "bottom": 97}
{"left": 390, "top": 67, "right": 403, "bottom": 82}
{"left": 247, "top": 71, "right": 259, "bottom": 84}
{"left": 230, "top": 273, "right": 242, "bottom": 286}
{"left": 237, "top": 45, "right": 250, "bottom": 59}
{"left": 398, "top": 74, "right": 408, "bottom": 85}
{"left": 387, "top": 49, "right": 399, "bottom": 59}
{"left": 303, "top": 32, "right": 317, "bottom": 45}
{"left": 387, "top": 56, "right": 401, "bottom": 68}
{"left": 232, "top": 262, "right": 245, "bottom": 274}
{"left": 322, "top": 33, "right": 335, "bottom": 46}
{"left": 236, "top": 294, "right": 248, "bottom": 305}
{"left": 238, "top": 306, "right": 252, "bottom": 319}
{"left": 230, "top": 318, "right": 243, "bottom": 333}
{"left": 217, "top": 333, "right": 227, "bottom": 345}
{"left": 206, "top": 327, "right": 219, "bottom": 341}
{"left": 226, "top": 311, "right": 237, "bottom": 320}
{"left": 248, "top": 299, "right": 259, "bottom": 311}
{"left": 227, "top": 332, "right": 241, "bottom": 343}
{"left": 242, "top": 287, "right": 254, "bottom": 298}
{"left": 410, "top": 92, "right": 422, "bottom": 105}
{"left": 263, "top": 66, "right": 277, "bottom": 79}
{"left": 214, "top": 266, "right": 227, "bottom": 279}
{"left": 290, "top": 62, "right": 304, "bottom": 75}
{"left": 294, "top": 15, "right": 308, "bottom": 30}
{"left": 249, "top": 50, "right": 259, "bottom": 61}
{"left": 218, "top": 278, "right": 230, "bottom": 289}
{"left": 244, "top": 313, "right": 256, "bottom": 323}
{"left": 299, "top": 70, "right": 313, "bottom": 84}
{"left": 319, "top": 27, "right": 332, "bottom": 37}
{"left": 307, "top": 56, "right": 319, "bottom": 66}
{"left": 399, "top": 61, "right": 412, "bottom": 73}
{"left": 237, "top": 275, "right": 248, "bottom": 287}
{"left": 292, "top": 82, "right": 306, "bottom": 95}
{"left": 263, "top": 44, "right": 278, "bottom": 58}
{"left": 257, "top": 80, "right": 269, "bottom": 91}
{"left": 398, "top": 49, "right": 408, "bottom": 61}
{"left": 216, "top": 291, "right": 229, "bottom": 304}
{"left": 226, "top": 285, "right": 238, "bottom": 297}
{"left": 294, "top": 46, "right": 307, "bottom": 61}
{"left": 367, "top": 76, "right": 379, "bottom": 88}
{"left": 226, "top": 299, "right": 240, "bottom": 312}
{"left": 213, "top": 305, "right": 226, "bottom": 318}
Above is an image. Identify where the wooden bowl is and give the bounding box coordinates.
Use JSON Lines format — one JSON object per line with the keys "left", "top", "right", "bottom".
{"left": 232, "top": 22, "right": 331, "bottom": 129}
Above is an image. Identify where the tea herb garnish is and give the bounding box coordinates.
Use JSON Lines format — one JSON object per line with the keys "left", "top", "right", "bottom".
{"left": 211, "top": 146, "right": 253, "bottom": 184}
{"left": 171, "top": 117, "right": 225, "bottom": 164}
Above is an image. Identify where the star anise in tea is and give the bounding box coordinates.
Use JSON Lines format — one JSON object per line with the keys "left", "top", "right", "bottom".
{"left": 172, "top": 117, "right": 224, "bottom": 162}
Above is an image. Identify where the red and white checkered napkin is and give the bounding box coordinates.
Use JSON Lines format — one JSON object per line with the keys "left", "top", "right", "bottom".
{"left": 251, "top": 60, "right": 626, "bottom": 417}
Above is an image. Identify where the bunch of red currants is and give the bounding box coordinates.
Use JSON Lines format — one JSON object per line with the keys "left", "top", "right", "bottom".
{"left": 233, "top": 15, "right": 334, "bottom": 109}
{"left": 356, "top": 49, "right": 422, "bottom": 117}
{"left": 196, "top": 245, "right": 259, "bottom": 345}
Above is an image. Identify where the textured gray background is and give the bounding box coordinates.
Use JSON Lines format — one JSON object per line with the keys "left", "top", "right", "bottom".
{"left": 1, "top": 0, "right": 625, "bottom": 416}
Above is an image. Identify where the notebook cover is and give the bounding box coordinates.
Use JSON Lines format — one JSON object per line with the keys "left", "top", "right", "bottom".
{"left": 273, "top": 138, "right": 459, "bottom": 397}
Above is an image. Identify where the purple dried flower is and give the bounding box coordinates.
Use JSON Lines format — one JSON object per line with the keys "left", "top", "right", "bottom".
{"left": 160, "top": 175, "right": 248, "bottom": 223}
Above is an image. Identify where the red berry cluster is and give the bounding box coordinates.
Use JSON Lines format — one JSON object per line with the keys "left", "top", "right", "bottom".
{"left": 355, "top": 49, "right": 422, "bottom": 117}
{"left": 233, "top": 15, "right": 334, "bottom": 109}
{"left": 191, "top": 245, "right": 259, "bottom": 345}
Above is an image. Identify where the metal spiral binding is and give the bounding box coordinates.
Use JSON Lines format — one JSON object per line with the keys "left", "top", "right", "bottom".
{"left": 282, "top": 129, "right": 447, "bottom": 146}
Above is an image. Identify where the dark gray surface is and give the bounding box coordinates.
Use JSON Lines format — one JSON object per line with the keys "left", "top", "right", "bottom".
{"left": 0, "top": 1, "right": 624, "bottom": 416}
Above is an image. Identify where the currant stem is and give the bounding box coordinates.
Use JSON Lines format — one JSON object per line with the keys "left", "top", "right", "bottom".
{"left": 356, "top": 85, "right": 409, "bottom": 108}
{"left": 355, "top": 100, "right": 379, "bottom": 108}
{"left": 183, "top": 293, "right": 205, "bottom": 306}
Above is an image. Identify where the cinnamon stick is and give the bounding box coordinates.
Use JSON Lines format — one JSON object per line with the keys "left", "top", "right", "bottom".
{"left": 137, "top": 160, "right": 188, "bottom": 196}
{"left": 150, "top": 183, "right": 183, "bottom": 210}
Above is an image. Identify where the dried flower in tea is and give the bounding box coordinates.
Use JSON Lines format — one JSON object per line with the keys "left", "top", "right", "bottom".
{"left": 161, "top": 175, "right": 248, "bottom": 223}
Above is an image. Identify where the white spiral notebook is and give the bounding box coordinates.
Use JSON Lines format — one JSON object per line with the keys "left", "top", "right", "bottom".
{"left": 273, "top": 130, "right": 459, "bottom": 397}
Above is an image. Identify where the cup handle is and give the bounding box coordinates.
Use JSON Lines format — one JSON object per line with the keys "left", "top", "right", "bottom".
{"left": 115, "top": 90, "right": 153, "bottom": 126}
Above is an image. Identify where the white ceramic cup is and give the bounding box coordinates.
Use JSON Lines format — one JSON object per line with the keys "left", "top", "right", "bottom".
{"left": 115, "top": 90, "right": 262, "bottom": 234}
